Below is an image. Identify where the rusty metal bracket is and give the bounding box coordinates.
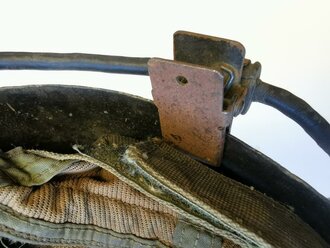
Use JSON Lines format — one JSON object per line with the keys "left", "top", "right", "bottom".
{"left": 149, "top": 59, "right": 231, "bottom": 166}
{"left": 148, "top": 31, "right": 246, "bottom": 166}
{"left": 174, "top": 31, "right": 245, "bottom": 92}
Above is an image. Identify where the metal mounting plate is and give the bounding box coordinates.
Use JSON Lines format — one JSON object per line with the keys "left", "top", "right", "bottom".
{"left": 174, "top": 31, "right": 246, "bottom": 91}
{"left": 148, "top": 58, "right": 232, "bottom": 166}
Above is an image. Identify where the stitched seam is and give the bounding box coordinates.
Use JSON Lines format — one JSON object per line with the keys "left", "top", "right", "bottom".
{"left": 29, "top": 161, "right": 74, "bottom": 181}
{"left": 26, "top": 149, "right": 251, "bottom": 246}
{"left": 210, "top": 234, "right": 215, "bottom": 248}
{"left": 0, "top": 205, "right": 157, "bottom": 247}
{"left": 178, "top": 225, "right": 185, "bottom": 248}
{"left": 193, "top": 231, "right": 200, "bottom": 248}
{"left": 0, "top": 225, "right": 154, "bottom": 248}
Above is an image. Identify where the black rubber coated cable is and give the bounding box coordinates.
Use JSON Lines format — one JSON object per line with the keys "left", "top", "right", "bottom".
{"left": 253, "top": 79, "right": 330, "bottom": 156}
{"left": 0, "top": 52, "right": 150, "bottom": 75}
{"left": 0, "top": 52, "right": 329, "bottom": 156}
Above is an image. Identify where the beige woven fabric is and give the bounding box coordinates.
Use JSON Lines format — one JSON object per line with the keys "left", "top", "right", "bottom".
{"left": 0, "top": 134, "right": 328, "bottom": 247}
{"left": 97, "top": 136, "right": 328, "bottom": 248}
{"left": 222, "top": 239, "right": 242, "bottom": 248}
{"left": 0, "top": 167, "right": 178, "bottom": 247}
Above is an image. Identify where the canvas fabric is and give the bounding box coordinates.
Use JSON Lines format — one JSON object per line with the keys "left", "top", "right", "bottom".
{"left": 0, "top": 134, "right": 327, "bottom": 248}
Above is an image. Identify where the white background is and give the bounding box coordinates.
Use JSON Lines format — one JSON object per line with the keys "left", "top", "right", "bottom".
{"left": 0, "top": 1, "right": 329, "bottom": 197}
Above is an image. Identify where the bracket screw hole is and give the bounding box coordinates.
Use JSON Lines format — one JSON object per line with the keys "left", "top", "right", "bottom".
{"left": 176, "top": 75, "right": 188, "bottom": 85}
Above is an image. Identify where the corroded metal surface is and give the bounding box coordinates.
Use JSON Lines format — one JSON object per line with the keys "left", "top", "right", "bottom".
{"left": 148, "top": 58, "right": 232, "bottom": 166}
{"left": 174, "top": 31, "right": 248, "bottom": 116}
{"left": 174, "top": 31, "right": 245, "bottom": 89}
{"left": 148, "top": 31, "right": 246, "bottom": 166}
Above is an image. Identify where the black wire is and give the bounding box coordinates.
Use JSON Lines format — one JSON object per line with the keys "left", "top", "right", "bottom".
{"left": 0, "top": 52, "right": 150, "bottom": 75}
{"left": 253, "top": 79, "right": 330, "bottom": 156}
{"left": 1, "top": 52, "right": 329, "bottom": 155}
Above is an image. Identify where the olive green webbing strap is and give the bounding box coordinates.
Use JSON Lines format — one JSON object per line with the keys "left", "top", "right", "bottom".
{"left": 0, "top": 201, "right": 225, "bottom": 248}
{"left": 134, "top": 141, "right": 328, "bottom": 248}
{"left": 0, "top": 147, "right": 97, "bottom": 186}
{"left": 88, "top": 135, "right": 328, "bottom": 248}
{"left": 0, "top": 134, "right": 327, "bottom": 247}
{"left": 0, "top": 204, "right": 168, "bottom": 248}
{"left": 0, "top": 138, "right": 230, "bottom": 247}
